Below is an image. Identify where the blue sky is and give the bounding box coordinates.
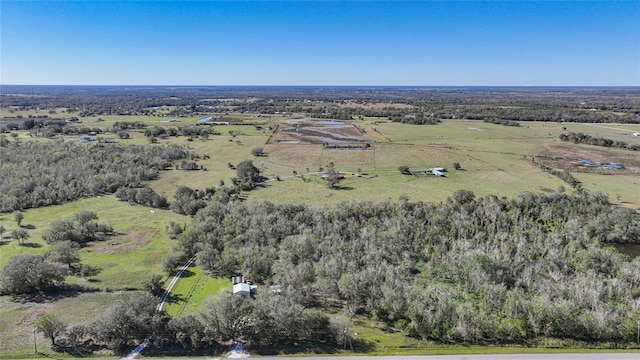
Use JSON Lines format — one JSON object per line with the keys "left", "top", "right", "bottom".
{"left": 1, "top": 1, "right": 639, "bottom": 86}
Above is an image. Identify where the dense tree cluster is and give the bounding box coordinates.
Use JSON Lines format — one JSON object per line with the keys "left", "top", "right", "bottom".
{"left": 177, "top": 190, "right": 640, "bottom": 345}
{"left": 198, "top": 293, "right": 335, "bottom": 347}
{"left": 0, "top": 255, "right": 66, "bottom": 295}
{"left": 0, "top": 139, "right": 192, "bottom": 212}
{"left": 143, "top": 125, "right": 221, "bottom": 139}
{"left": 112, "top": 121, "right": 148, "bottom": 130}
{"left": 114, "top": 186, "right": 168, "bottom": 208}
{"left": 94, "top": 294, "right": 167, "bottom": 353}
{"left": 42, "top": 210, "right": 113, "bottom": 245}
{"left": 232, "top": 160, "right": 266, "bottom": 190}
{"left": 170, "top": 186, "right": 209, "bottom": 216}
{"left": 560, "top": 132, "right": 640, "bottom": 150}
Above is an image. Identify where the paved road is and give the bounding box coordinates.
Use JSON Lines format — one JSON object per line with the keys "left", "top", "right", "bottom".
{"left": 262, "top": 355, "right": 640, "bottom": 360}
{"left": 244, "top": 354, "right": 640, "bottom": 360}
{"left": 149, "top": 352, "right": 640, "bottom": 360}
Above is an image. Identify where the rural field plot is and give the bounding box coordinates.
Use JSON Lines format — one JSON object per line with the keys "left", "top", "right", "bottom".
{"left": 149, "top": 134, "right": 270, "bottom": 195}
{"left": 161, "top": 266, "right": 229, "bottom": 317}
{"left": 248, "top": 119, "right": 639, "bottom": 206}
{"left": 268, "top": 118, "right": 367, "bottom": 145}
{"left": 262, "top": 118, "right": 379, "bottom": 173}
{"left": 263, "top": 143, "right": 325, "bottom": 170}
{"left": 0, "top": 292, "right": 128, "bottom": 354}
{"left": 539, "top": 143, "right": 640, "bottom": 176}
{"left": 0, "top": 196, "right": 187, "bottom": 284}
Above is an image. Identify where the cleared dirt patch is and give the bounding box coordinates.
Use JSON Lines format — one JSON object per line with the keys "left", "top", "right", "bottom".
{"left": 538, "top": 143, "right": 640, "bottom": 176}
{"left": 91, "top": 227, "right": 155, "bottom": 254}
{"left": 269, "top": 119, "right": 365, "bottom": 145}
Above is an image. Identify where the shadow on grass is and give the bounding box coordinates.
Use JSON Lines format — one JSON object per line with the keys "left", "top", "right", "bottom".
{"left": 171, "top": 269, "right": 195, "bottom": 278}
{"left": 164, "top": 292, "right": 185, "bottom": 305}
{"left": 141, "top": 339, "right": 375, "bottom": 358}
{"left": 19, "top": 242, "right": 42, "bottom": 248}
{"left": 12, "top": 284, "right": 101, "bottom": 303}
{"left": 138, "top": 345, "right": 226, "bottom": 358}
{"left": 329, "top": 186, "right": 354, "bottom": 191}
{"left": 51, "top": 343, "right": 102, "bottom": 357}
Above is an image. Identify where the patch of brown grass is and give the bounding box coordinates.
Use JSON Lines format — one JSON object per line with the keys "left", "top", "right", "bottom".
{"left": 90, "top": 227, "right": 155, "bottom": 254}
{"left": 539, "top": 143, "right": 640, "bottom": 176}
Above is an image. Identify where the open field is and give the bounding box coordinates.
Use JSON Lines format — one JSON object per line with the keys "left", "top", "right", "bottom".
{"left": 2, "top": 117, "right": 638, "bottom": 235}
{"left": 161, "top": 266, "right": 229, "bottom": 317}
{"left": 2, "top": 117, "right": 637, "bottom": 207}
{"left": 249, "top": 119, "right": 640, "bottom": 207}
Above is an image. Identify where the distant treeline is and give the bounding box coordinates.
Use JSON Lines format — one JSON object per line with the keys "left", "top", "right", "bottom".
{"left": 560, "top": 132, "right": 640, "bottom": 150}
{"left": 3, "top": 86, "right": 639, "bottom": 123}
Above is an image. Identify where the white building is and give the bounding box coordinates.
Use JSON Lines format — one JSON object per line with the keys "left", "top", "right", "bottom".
{"left": 233, "top": 283, "right": 251, "bottom": 297}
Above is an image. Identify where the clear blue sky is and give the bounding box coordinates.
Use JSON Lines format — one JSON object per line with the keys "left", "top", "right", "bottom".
{"left": 1, "top": 1, "right": 639, "bottom": 86}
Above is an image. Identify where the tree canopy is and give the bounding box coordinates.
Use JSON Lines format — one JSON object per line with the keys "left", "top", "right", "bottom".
{"left": 0, "top": 255, "right": 66, "bottom": 296}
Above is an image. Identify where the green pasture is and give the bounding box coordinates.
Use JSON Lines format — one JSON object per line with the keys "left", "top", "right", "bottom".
{"left": 568, "top": 122, "right": 640, "bottom": 143}
{"left": 161, "top": 266, "right": 229, "bottom": 317}
{"left": 127, "top": 118, "right": 639, "bottom": 207}
{"left": 249, "top": 167, "right": 564, "bottom": 207}
{"left": 0, "top": 196, "right": 187, "bottom": 279}
{"left": 148, "top": 134, "right": 271, "bottom": 196}
{"left": 241, "top": 120, "right": 638, "bottom": 206}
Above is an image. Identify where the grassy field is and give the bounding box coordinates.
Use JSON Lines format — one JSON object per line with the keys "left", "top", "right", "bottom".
{"left": 161, "top": 266, "right": 229, "bottom": 317}
{"left": 6, "top": 115, "right": 637, "bottom": 206}
{"left": 1, "top": 115, "right": 639, "bottom": 358}
{"left": 0, "top": 196, "right": 189, "bottom": 354}
{"left": 248, "top": 120, "right": 640, "bottom": 207}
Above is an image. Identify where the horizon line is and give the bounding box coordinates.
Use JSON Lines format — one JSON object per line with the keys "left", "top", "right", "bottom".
{"left": 2, "top": 84, "right": 640, "bottom": 88}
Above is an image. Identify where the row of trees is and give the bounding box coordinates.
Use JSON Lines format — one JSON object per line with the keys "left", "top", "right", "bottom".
{"left": 560, "top": 132, "right": 640, "bottom": 150}
{"left": 34, "top": 292, "right": 340, "bottom": 355}
{"left": 144, "top": 125, "right": 221, "bottom": 139}
{"left": 483, "top": 118, "right": 521, "bottom": 126}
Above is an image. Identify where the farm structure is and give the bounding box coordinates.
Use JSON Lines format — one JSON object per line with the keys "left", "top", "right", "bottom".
{"left": 232, "top": 276, "right": 257, "bottom": 297}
